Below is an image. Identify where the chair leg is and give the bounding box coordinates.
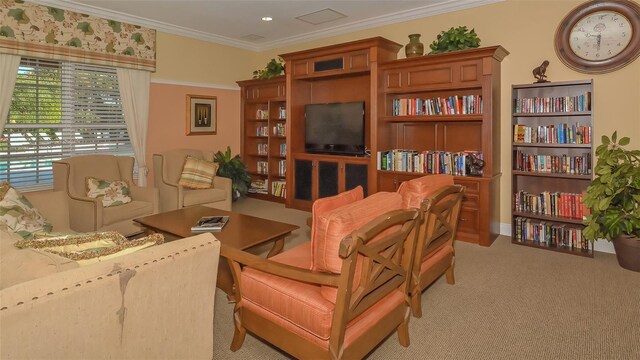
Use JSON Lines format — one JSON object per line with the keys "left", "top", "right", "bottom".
{"left": 445, "top": 262, "right": 455, "bottom": 285}
{"left": 396, "top": 309, "right": 411, "bottom": 347}
{"left": 230, "top": 308, "right": 246, "bottom": 351}
{"left": 410, "top": 291, "right": 423, "bottom": 318}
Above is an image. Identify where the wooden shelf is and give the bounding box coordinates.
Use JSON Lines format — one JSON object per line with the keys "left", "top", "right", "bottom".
{"left": 512, "top": 211, "right": 584, "bottom": 224}
{"left": 512, "top": 170, "right": 591, "bottom": 180}
{"left": 513, "top": 142, "right": 591, "bottom": 148}
{"left": 512, "top": 239, "right": 593, "bottom": 258}
{"left": 512, "top": 111, "right": 591, "bottom": 117}
{"left": 376, "top": 46, "right": 508, "bottom": 247}
{"left": 379, "top": 114, "right": 483, "bottom": 122}
{"left": 511, "top": 80, "right": 593, "bottom": 257}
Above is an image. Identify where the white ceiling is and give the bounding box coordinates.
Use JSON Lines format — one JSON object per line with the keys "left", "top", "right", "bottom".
{"left": 32, "top": 0, "right": 502, "bottom": 51}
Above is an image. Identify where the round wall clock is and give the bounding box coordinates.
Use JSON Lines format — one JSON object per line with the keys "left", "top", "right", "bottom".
{"left": 555, "top": 0, "right": 640, "bottom": 73}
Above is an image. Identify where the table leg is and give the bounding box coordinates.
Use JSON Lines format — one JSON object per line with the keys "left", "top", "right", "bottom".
{"left": 266, "top": 237, "right": 284, "bottom": 258}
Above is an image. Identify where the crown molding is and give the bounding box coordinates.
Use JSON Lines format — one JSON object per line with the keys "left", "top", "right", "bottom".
{"left": 151, "top": 78, "right": 240, "bottom": 91}
{"left": 258, "top": 0, "right": 504, "bottom": 50}
{"left": 30, "top": 0, "right": 503, "bottom": 52}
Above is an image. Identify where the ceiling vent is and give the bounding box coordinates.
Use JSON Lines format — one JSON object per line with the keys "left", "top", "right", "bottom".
{"left": 296, "top": 8, "right": 347, "bottom": 25}
{"left": 239, "top": 34, "right": 265, "bottom": 42}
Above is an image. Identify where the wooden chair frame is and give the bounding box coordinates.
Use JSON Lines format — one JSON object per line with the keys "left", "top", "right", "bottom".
{"left": 410, "top": 185, "right": 464, "bottom": 317}
{"left": 223, "top": 208, "right": 419, "bottom": 360}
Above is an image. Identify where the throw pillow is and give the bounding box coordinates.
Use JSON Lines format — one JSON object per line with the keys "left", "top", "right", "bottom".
{"left": 14, "top": 231, "right": 164, "bottom": 266}
{"left": 310, "top": 186, "right": 364, "bottom": 269}
{"left": 178, "top": 156, "right": 218, "bottom": 189}
{"left": 0, "top": 182, "right": 52, "bottom": 240}
{"left": 397, "top": 174, "right": 454, "bottom": 209}
{"left": 86, "top": 177, "right": 132, "bottom": 207}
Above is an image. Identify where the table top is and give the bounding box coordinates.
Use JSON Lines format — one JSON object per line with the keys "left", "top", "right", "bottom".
{"left": 133, "top": 206, "right": 299, "bottom": 250}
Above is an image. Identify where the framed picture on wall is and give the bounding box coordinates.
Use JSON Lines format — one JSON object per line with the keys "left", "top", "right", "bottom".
{"left": 186, "top": 95, "right": 217, "bottom": 135}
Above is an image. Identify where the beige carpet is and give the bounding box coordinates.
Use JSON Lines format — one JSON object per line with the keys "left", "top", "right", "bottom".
{"left": 212, "top": 197, "right": 640, "bottom": 359}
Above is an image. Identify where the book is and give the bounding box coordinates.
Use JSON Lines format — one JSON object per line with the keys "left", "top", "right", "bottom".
{"left": 191, "top": 215, "right": 229, "bottom": 232}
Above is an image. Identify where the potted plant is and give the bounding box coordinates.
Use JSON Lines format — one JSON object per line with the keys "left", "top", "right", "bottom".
{"left": 583, "top": 131, "right": 640, "bottom": 271}
{"left": 213, "top": 146, "right": 252, "bottom": 201}
{"left": 252, "top": 58, "right": 284, "bottom": 79}
{"left": 428, "top": 26, "right": 481, "bottom": 54}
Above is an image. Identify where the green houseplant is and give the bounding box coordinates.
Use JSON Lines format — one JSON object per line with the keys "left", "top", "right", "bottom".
{"left": 252, "top": 58, "right": 284, "bottom": 79}
{"left": 213, "top": 146, "right": 252, "bottom": 201}
{"left": 583, "top": 131, "right": 640, "bottom": 271}
{"left": 428, "top": 26, "right": 481, "bottom": 54}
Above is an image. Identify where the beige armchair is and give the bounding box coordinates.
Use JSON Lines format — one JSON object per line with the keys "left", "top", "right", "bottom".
{"left": 53, "top": 155, "right": 159, "bottom": 236}
{"left": 153, "top": 149, "right": 232, "bottom": 212}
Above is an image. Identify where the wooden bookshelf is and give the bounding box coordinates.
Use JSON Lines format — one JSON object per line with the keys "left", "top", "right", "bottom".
{"left": 511, "top": 79, "right": 594, "bottom": 257}
{"left": 376, "top": 46, "right": 509, "bottom": 247}
{"left": 237, "top": 76, "right": 287, "bottom": 203}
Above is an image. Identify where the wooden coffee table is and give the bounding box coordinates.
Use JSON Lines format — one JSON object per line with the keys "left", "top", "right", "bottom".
{"left": 134, "top": 206, "right": 299, "bottom": 296}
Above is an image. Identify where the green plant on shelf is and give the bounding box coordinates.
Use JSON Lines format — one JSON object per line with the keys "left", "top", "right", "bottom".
{"left": 252, "top": 58, "right": 284, "bottom": 80}
{"left": 429, "top": 26, "right": 481, "bottom": 54}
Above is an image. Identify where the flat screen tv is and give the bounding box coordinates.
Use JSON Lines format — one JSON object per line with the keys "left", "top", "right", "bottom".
{"left": 304, "top": 101, "right": 365, "bottom": 156}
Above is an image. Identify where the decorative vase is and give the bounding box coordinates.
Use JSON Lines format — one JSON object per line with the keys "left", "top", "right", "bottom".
{"left": 612, "top": 235, "right": 640, "bottom": 272}
{"left": 405, "top": 34, "right": 424, "bottom": 58}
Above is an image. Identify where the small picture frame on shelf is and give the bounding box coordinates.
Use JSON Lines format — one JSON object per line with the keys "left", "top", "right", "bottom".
{"left": 186, "top": 94, "right": 217, "bottom": 135}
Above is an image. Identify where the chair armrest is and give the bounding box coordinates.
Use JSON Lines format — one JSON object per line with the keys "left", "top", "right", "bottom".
{"left": 130, "top": 185, "right": 160, "bottom": 213}
{"left": 222, "top": 246, "right": 339, "bottom": 287}
{"left": 66, "top": 195, "right": 102, "bottom": 232}
{"left": 212, "top": 176, "right": 232, "bottom": 191}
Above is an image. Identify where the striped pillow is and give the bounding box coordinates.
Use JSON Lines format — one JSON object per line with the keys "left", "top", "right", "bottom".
{"left": 178, "top": 156, "right": 218, "bottom": 189}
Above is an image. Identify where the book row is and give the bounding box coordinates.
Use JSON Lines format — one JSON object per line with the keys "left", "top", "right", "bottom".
{"left": 513, "top": 123, "right": 591, "bottom": 144}
{"left": 279, "top": 143, "right": 286, "bottom": 157}
{"left": 513, "top": 92, "right": 591, "bottom": 113}
{"left": 513, "top": 150, "right": 592, "bottom": 175}
{"left": 256, "top": 126, "right": 269, "bottom": 137}
{"left": 513, "top": 217, "right": 589, "bottom": 251}
{"left": 256, "top": 161, "right": 268, "bottom": 175}
{"left": 249, "top": 179, "right": 267, "bottom": 194}
{"left": 254, "top": 107, "right": 286, "bottom": 120}
{"left": 257, "top": 143, "right": 268, "bottom": 156}
{"left": 277, "top": 159, "right": 286, "bottom": 177}
{"left": 513, "top": 190, "right": 585, "bottom": 220}
{"left": 391, "top": 95, "right": 482, "bottom": 116}
{"left": 377, "top": 149, "right": 483, "bottom": 176}
{"left": 273, "top": 123, "right": 286, "bottom": 137}
{"left": 271, "top": 180, "right": 286, "bottom": 198}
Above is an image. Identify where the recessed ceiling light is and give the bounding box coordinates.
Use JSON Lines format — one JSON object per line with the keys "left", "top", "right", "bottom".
{"left": 261, "top": 16, "right": 273, "bottom": 22}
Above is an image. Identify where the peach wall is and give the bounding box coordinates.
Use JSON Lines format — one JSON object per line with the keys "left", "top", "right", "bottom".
{"left": 146, "top": 82, "right": 240, "bottom": 184}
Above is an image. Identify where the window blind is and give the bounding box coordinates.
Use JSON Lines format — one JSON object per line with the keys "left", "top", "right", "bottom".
{"left": 1, "top": 58, "right": 132, "bottom": 191}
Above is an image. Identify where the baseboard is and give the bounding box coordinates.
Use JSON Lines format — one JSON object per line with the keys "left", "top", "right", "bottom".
{"left": 498, "top": 222, "right": 615, "bottom": 254}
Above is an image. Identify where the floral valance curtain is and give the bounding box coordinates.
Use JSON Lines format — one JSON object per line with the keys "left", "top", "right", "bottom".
{"left": 0, "top": 0, "right": 156, "bottom": 72}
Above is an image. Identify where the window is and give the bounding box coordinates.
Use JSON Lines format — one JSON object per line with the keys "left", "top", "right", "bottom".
{"left": 1, "top": 58, "right": 132, "bottom": 191}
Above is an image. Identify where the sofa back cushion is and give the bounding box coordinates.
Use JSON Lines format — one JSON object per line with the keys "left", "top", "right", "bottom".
{"left": 397, "top": 174, "right": 454, "bottom": 209}
{"left": 311, "top": 191, "right": 403, "bottom": 274}
{"left": 310, "top": 186, "right": 364, "bottom": 269}
{"left": 61, "top": 155, "right": 125, "bottom": 197}
{"left": 159, "top": 149, "right": 207, "bottom": 184}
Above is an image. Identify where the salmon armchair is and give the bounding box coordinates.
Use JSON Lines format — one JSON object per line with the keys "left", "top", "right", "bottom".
{"left": 398, "top": 175, "right": 464, "bottom": 318}
{"left": 223, "top": 190, "right": 420, "bottom": 359}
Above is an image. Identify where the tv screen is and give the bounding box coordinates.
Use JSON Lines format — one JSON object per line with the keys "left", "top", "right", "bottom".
{"left": 304, "top": 101, "right": 365, "bottom": 155}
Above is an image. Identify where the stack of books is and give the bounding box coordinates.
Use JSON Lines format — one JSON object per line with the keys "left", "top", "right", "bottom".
{"left": 191, "top": 216, "right": 229, "bottom": 233}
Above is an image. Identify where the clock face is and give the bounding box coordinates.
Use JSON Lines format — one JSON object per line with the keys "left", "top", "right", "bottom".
{"left": 555, "top": 0, "right": 640, "bottom": 74}
{"left": 569, "top": 11, "right": 633, "bottom": 61}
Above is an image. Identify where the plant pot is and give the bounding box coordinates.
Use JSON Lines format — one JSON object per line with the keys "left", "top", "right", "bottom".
{"left": 612, "top": 234, "right": 640, "bottom": 272}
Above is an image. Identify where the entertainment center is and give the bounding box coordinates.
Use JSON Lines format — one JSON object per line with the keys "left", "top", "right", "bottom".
{"left": 239, "top": 37, "right": 508, "bottom": 246}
